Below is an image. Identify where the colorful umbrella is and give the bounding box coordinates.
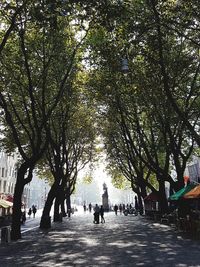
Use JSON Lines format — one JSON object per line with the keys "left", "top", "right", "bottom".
{"left": 168, "top": 184, "right": 196, "bottom": 201}
{"left": 0, "top": 199, "right": 13, "bottom": 208}
{"left": 183, "top": 184, "right": 200, "bottom": 199}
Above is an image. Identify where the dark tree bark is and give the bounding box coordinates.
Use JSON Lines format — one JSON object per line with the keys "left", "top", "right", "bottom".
{"left": 66, "top": 188, "right": 71, "bottom": 217}
{"left": 40, "top": 181, "right": 59, "bottom": 229}
{"left": 158, "top": 178, "right": 168, "bottom": 214}
{"left": 53, "top": 195, "right": 60, "bottom": 222}
{"left": 11, "top": 162, "right": 34, "bottom": 240}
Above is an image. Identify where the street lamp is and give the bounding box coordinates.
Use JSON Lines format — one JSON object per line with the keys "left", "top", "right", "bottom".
{"left": 121, "top": 58, "right": 129, "bottom": 74}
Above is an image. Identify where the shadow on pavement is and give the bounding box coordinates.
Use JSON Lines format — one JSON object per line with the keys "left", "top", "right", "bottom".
{"left": 0, "top": 213, "right": 200, "bottom": 267}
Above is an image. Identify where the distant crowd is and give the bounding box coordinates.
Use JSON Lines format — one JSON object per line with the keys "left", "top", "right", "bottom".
{"left": 83, "top": 202, "right": 138, "bottom": 224}
{"left": 83, "top": 203, "right": 135, "bottom": 213}
{"left": 21, "top": 204, "right": 37, "bottom": 224}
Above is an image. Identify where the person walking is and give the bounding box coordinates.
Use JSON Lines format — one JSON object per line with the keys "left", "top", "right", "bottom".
{"left": 21, "top": 211, "right": 26, "bottom": 224}
{"left": 100, "top": 205, "right": 105, "bottom": 223}
{"left": 89, "top": 203, "right": 92, "bottom": 212}
{"left": 93, "top": 204, "right": 100, "bottom": 224}
{"left": 32, "top": 205, "right": 37, "bottom": 218}
{"left": 28, "top": 208, "right": 32, "bottom": 218}
{"left": 83, "top": 203, "right": 86, "bottom": 212}
{"left": 114, "top": 204, "right": 118, "bottom": 215}
{"left": 119, "top": 204, "right": 123, "bottom": 214}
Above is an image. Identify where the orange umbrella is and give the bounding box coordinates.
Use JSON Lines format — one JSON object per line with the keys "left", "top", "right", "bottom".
{"left": 183, "top": 185, "right": 200, "bottom": 199}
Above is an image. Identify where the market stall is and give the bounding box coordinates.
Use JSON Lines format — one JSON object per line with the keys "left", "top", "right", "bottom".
{"left": 144, "top": 192, "right": 160, "bottom": 218}
{"left": 0, "top": 199, "right": 13, "bottom": 226}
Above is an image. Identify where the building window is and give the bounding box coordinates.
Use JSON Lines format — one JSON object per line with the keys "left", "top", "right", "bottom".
{"left": 11, "top": 184, "right": 15, "bottom": 194}
{"left": 2, "top": 168, "right": 4, "bottom": 178}
{"left": 3, "top": 181, "right": 6, "bottom": 192}
{"left": 8, "top": 184, "right": 10, "bottom": 193}
{"left": 0, "top": 180, "right": 1, "bottom": 192}
{"left": 188, "top": 163, "right": 200, "bottom": 182}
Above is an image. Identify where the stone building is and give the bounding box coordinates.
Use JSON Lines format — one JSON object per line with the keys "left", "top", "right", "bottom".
{"left": 0, "top": 150, "right": 49, "bottom": 209}
{"left": 0, "top": 151, "right": 19, "bottom": 199}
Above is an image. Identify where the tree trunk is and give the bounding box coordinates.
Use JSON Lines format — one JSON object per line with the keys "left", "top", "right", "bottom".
{"left": 66, "top": 187, "right": 71, "bottom": 210}
{"left": 176, "top": 170, "right": 185, "bottom": 190}
{"left": 53, "top": 195, "right": 60, "bottom": 222}
{"left": 60, "top": 186, "right": 66, "bottom": 217}
{"left": 137, "top": 194, "right": 144, "bottom": 215}
{"left": 61, "top": 200, "right": 66, "bottom": 217}
{"left": 40, "top": 182, "right": 57, "bottom": 229}
{"left": 66, "top": 191, "right": 71, "bottom": 217}
{"left": 53, "top": 184, "right": 63, "bottom": 222}
{"left": 158, "top": 179, "right": 168, "bottom": 214}
{"left": 11, "top": 164, "right": 28, "bottom": 240}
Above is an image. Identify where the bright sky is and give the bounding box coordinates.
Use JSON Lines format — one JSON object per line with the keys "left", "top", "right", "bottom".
{"left": 92, "top": 160, "right": 135, "bottom": 204}
{"left": 77, "top": 150, "right": 135, "bottom": 205}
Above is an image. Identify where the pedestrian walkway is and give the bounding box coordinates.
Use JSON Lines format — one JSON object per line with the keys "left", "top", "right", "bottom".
{"left": 0, "top": 212, "right": 200, "bottom": 267}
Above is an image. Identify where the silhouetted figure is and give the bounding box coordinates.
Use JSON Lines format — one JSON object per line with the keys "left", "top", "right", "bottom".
{"left": 100, "top": 205, "right": 105, "bottom": 223}
{"left": 119, "top": 204, "right": 123, "bottom": 214}
{"left": 32, "top": 205, "right": 37, "bottom": 218}
{"left": 135, "top": 196, "right": 139, "bottom": 211}
{"left": 93, "top": 204, "right": 100, "bottom": 224}
{"left": 67, "top": 208, "right": 71, "bottom": 218}
{"left": 83, "top": 204, "right": 86, "bottom": 212}
{"left": 89, "top": 203, "right": 92, "bottom": 212}
{"left": 114, "top": 204, "right": 118, "bottom": 215}
{"left": 21, "top": 211, "right": 26, "bottom": 224}
{"left": 28, "top": 208, "right": 32, "bottom": 218}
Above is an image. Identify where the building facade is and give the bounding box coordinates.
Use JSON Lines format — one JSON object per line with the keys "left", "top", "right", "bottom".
{"left": 0, "top": 151, "right": 18, "bottom": 197}
{"left": 0, "top": 150, "right": 49, "bottom": 210}
{"left": 185, "top": 156, "right": 200, "bottom": 184}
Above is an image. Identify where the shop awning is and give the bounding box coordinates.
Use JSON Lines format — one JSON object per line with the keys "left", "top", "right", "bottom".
{"left": 168, "top": 184, "right": 196, "bottom": 201}
{"left": 0, "top": 193, "right": 14, "bottom": 202}
{"left": 183, "top": 185, "right": 200, "bottom": 199}
{"left": 0, "top": 199, "right": 13, "bottom": 208}
{"left": 5, "top": 194, "right": 14, "bottom": 202}
{"left": 144, "top": 192, "right": 159, "bottom": 202}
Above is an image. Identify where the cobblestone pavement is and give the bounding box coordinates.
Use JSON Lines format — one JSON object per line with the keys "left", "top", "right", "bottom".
{"left": 0, "top": 212, "right": 200, "bottom": 267}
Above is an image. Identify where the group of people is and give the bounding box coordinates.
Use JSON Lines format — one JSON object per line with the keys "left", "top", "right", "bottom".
{"left": 83, "top": 203, "right": 93, "bottom": 212}
{"left": 113, "top": 203, "right": 137, "bottom": 215}
{"left": 28, "top": 205, "right": 37, "bottom": 218}
{"left": 93, "top": 204, "right": 105, "bottom": 224}
{"left": 21, "top": 204, "right": 37, "bottom": 224}
{"left": 113, "top": 204, "right": 127, "bottom": 215}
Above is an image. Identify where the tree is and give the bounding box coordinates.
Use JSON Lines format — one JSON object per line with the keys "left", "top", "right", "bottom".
{"left": 0, "top": 0, "right": 29, "bottom": 55}
{"left": 0, "top": 1, "right": 83, "bottom": 240}
{"left": 147, "top": 0, "right": 200, "bottom": 146}
{"left": 39, "top": 70, "right": 97, "bottom": 228}
{"left": 85, "top": 0, "right": 198, "bottom": 212}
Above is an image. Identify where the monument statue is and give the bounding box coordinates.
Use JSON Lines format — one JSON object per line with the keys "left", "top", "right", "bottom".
{"left": 102, "top": 182, "right": 109, "bottom": 211}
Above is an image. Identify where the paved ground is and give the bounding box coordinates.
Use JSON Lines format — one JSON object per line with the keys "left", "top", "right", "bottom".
{"left": 0, "top": 212, "right": 200, "bottom": 267}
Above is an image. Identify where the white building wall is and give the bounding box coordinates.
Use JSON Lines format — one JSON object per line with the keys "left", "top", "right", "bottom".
{"left": 0, "top": 150, "right": 50, "bottom": 209}
{"left": 185, "top": 156, "right": 200, "bottom": 184}
{"left": 0, "top": 151, "right": 17, "bottom": 195}
{"left": 27, "top": 172, "right": 50, "bottom": 209}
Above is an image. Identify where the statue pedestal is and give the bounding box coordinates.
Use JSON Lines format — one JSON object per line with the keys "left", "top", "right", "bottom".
{"left": 102, "top": 194, "right": 109, "bottom": 212}
{"left": 102, "top": 182, "right": 109, "bottom": 211}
